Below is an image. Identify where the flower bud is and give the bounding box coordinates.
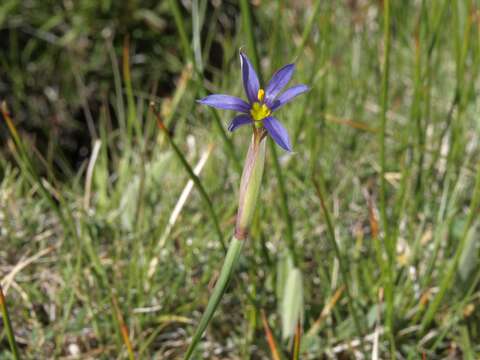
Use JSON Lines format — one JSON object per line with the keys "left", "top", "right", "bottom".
{"left": 235, "top": 132, "right": 266, "bottom": 240}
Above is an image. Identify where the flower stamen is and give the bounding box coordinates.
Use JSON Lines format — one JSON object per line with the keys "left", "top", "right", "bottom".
{"left": 250, "top": 102, "right": 271, "bottom": 123}
{"left": 257, "top": 88, "right": 265, "bottom": 102}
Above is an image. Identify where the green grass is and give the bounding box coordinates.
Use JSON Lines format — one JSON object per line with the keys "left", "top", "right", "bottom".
{"left": 1, "top": 0, "right": 480, "bottom": 358}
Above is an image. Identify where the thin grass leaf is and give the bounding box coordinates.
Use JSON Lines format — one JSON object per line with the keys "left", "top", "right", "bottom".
{"left": 306, "top": 286, "right": 344, "bottom": 337}
{"left": 292, "top": 319, "right": 302, "bottom": 360}
{"left": 0, "top": 284, "right": 21, "bottom": 360}
{"left": 111, "top": 293, "right": 135, "bottom": 360}
{"left": 150, "top": 103, "right": 226, "bottom": 250}
{"left": 1, "top": 102, "right": 71, "bottom": 235}
{"left": 168, "top": 0, "right": 194, "bottom": 65}
{"left": 378, "top": 1, "right": 396, "bottom": 355}
{"left": 123, "top": 36, "right": 141, "bottom": 142}
{"left": 421, "top": 161, "right": 480, "bottom": 331}
{"left": 147, "top": 145, "right": 213, "bottom": 281}
{"left": 312, "top": 176, "right": 365, "bottom": 354}
{"left": 191, "top": 0, "right": 204, "bottom": 73}
{"left": 293, "top": 0, "right": 321, "bottom": 60}
{"left": 168, "top": 0, "right": 241, "bottom": 171}
{"left": 261, "top": 310, "right": 283, "bottom": 360}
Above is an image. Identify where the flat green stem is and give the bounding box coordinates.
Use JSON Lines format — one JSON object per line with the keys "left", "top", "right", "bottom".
{"left": 184, "top": 131, "right": 266, "bottom": 358}
{"left": 184, "top": 237, "right": 244, "bottom": 360}
{"left": 379, "top": 0, "right": 396, "bottom": 356}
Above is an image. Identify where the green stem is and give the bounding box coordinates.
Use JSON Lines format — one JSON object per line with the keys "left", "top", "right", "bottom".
{"left": 270, "top": 143, "right": 296, "bottom": 264}
{"left": 185, "top": 134, "right": 266, "bottom": 358}
{"left": 0, "top": 285, "right": 21, "bottom": 360}
{"left": 184, "top": 237, "right": 244, "bottom": 360}
{"left": 312, "top": 176, "right": 365, "bottom": 354}
{"left": 122, "top": 37, "right": 140, "bottom": 143}
{"left": 293, "top": 0, "right": 322, "bottom": 60}
{"left": 421, "top": 161, "right": 480, "bottom": 331}
{"left": 379, "top": 0, "right": 391, "bottom": 260}
{"left": 379, "top": 0, "right": 396, "bottom": 356}
{"left": 168, "top": 0, "right": 194, "bottom": 64}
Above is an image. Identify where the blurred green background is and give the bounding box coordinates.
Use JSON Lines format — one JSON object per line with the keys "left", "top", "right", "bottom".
{"left": 1, "top": 0, "right": 480, "bottom": 359}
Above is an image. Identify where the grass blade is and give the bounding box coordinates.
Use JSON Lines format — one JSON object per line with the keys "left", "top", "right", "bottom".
{"left": 167, "top": 0, "right": 241, "bottom": 172}
{"left": 150, "top": 103, "right": 226, "bottom": 250}
{"left": 147, "top": 145, "right": 213, "bottom": 280}
{"left": 421, "top": 161, "right": 480, "bottom": 331}
{"left": 123, "top": 36, "right": 141, "bottom": 143}
{"left": 306, "top": 286, "right": 344, "bottom": 337}
{"left": 312, "top": 176, "right": 365, "bottom": 354}
{"left": 292, "top": 320, "right": 302, "bottom": 360}
{"left": 1, "top": 102, "right": 71, "bottom": 235}
{"left": 0, "top": 284, "right": 21, "bottom": 360}
{"left": 111, "top": 293, "right": 135, "bottom": 360}
{"left": 168, "top": 0, "right": 194, "bottom": 65}
{"left": 261, "top": 310, "right": 283, "bottom": 360}
{"left": 378, "top": 1, "right": 396, "bottom": 356}
{"left": 293, "top": 0, "right": 321, "bottom": 59}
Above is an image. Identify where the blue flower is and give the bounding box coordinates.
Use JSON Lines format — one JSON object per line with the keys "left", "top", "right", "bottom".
{"left": 198, "top": 52, "right": 309, "bottom": 152}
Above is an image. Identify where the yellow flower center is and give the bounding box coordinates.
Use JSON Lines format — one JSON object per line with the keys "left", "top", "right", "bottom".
{"left": 250, "top": 102, "right": 271, "bottom": 121}
{"left": 250, "top": 88, "right": 270, "bottom": 125}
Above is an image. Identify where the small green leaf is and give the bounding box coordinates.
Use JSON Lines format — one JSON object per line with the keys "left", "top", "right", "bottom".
{"left": 458, "top": 225, "right": 478, "bottom": 281}
{"left": 276, "top": 250, "right": 294, "bottom": 311}
{"left": 281, "top": 267, "right": 303, "bottom": 340}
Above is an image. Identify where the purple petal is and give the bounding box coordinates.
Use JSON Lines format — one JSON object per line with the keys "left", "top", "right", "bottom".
{"left": 198, "top": 94, "right": 250, "bottom": 113}
{"left": 265, "top": 64, "right": 295, "bottom": 105}
{"left": 264, "top": 116, "right": 292, "bottom": 152}
{"left": 271, "top": 84, "right": 309, "bottom": 111}
{"left": 240, "top": 52, "right": 260, "bottom": 103}
{"left": 228, "top": 114, "right": 253, "bottom": 132}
